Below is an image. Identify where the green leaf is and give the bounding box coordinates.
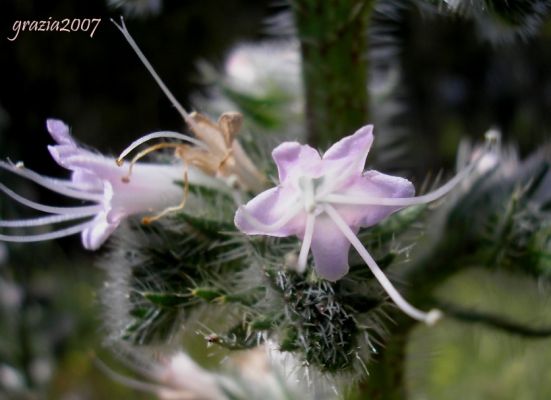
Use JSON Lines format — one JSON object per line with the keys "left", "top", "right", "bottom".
{"left": 143, "top": 292, "right": 191, "bottom": 307}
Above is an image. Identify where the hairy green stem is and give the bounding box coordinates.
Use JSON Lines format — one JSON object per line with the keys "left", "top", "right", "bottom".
{"left": 292, "top": 0, "right": 373, "bottom": 146}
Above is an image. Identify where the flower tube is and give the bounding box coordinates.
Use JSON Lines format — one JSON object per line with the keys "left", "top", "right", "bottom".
{"left": 0, "top": 119, "right": 222, "bottom": 250}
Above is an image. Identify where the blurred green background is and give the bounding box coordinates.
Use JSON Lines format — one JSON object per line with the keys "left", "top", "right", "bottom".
{"left": 1, "top": 0, "right": 551, "bottom": 398}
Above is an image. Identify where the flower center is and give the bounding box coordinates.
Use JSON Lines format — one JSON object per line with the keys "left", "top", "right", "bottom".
{"left": 298, "top": 176, "right": 327, "bottom": 214}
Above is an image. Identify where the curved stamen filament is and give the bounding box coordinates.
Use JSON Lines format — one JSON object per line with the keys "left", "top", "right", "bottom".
{"left": 0, "top": 211, "right": 96, "bottom": 228}
{"left": 0, "top": 183, "right": 102, "bottom": 215}
{"left": 324, "top": 203, "right": 442, "bottom": 325}
{"left": 322, "top": 160, "right": 474, "bottom": 207}
{"left": 0, "top": 161, "right": 103, "bottom": 202}
{"left": 237, "top": 201, "right": 302, "bottom": 234}
{"left": 297, "top": 213, "right": 315, "bottom": 273}
{"left": 121, "top": 142, "right": 183, "bottom": 183}
{"left": 141, "top": 163, "right": 190, "bottom": 225}
{"left": 320, "top": 135, "right": 497, "bottom": 207}
{"left": 0, "top": 220, "right": 93, "bottom": 243}
{"left": 116, "top": 131, "right": 207, "bottom": 166}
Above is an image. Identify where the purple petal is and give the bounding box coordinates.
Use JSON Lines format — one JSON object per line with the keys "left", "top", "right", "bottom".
{"left": 46, "top": 119, "right": 75, "bottom": 146}
{"left": 47, "top": 144, "right": 82, "bottom": 169}
{"left": 80, "top": 212, "right": 119, "bottom": 250}
{"left": 49, "top": 152, "right": 123, "bottom": 183}
{"left": 322, "top": 125, "right": 374, "bottom": 177}
{"left": 272, "top": 142, "right": 321, "bottom": 183}
{"left": 310, "top": 216, "right": 353, "bottom": 281}
{"left": 71, "top": 170, "right": 104, "bottom": 191}
{"left": 340, "top": 170, "right": 415, "bottom": 228}
{"left": 234, "top": 186, "right": 305, "bottom": 237}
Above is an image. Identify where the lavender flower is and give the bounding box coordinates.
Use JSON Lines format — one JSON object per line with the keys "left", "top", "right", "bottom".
{"left": 235, "top": 125, "right": 490, "bottom": 324}
{"left": 0, "top": 119, "right": 221, "bottom": 250}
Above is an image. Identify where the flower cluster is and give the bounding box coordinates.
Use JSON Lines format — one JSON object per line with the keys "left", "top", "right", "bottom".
{"left": 1, "top": 18, "right": 490, "bottom": 329}
{"left": 0, "top": 119, "right": 487, "bottom": 324}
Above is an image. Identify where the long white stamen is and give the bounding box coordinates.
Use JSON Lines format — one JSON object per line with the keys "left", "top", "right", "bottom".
{"left": 0, "top": 212, "right": 96, "bottom": 228}
{"left": 20, "top": 173, "right": 99, "bottom": 192}
{"left": 321, "top": 136, "right": 497, "bottom": 207}
{"left": 0, "top": 161, "right": 103, "bottom": 202}
{"left": 238, "top": 201, "right": 302, "bottom": 233}
{"left": 0, "top": 220, "right": 93, "bottom": 243}
{"left": 297, "top": 213, "right": 315, "bottom": 273}
{"left": 324, "top": 204, "right": 442, "bottom": 325}
{"left": 117, "top": 131, "right": 207, "bottom": 163}
{"left": 322, "top": 162, "right": 473, "bottom": 207}
{"left": 110, "top": 17, "right": 195, "bottom": 128}
{"left": 0, "top": 183, "right": 102, "bottom": 215}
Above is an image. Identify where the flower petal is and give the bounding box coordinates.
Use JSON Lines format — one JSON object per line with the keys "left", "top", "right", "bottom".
{"left": 80, "top": 212, "right": 119, "bottom": 250}
{"left": 322, "top": 125, "right": 374, "bottom": 177}
{"left": 310, "top": 216, "right": 353, "bottom": 281}
{"left": 47, "top": 144, "right": 87, "bottom": 169}
{"left": 48, "top": 152, "right": 128, "bottom": 185}
{"left": 272, "top": 142, "right": 321, "bottom": 183}
{"left": 71, "top": 170, "right": 104, "bottom": 192}
{"left": 234, "top": 186, "right": 304, "bottom": 237}
{"left": 46, "top": 119, "right": 75, "bottom": 146}
{"left": 340, "top": 170, "right": 415, "bottom": 228}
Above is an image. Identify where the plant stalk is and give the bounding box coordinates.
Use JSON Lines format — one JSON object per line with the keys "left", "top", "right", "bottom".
{"left": 292, "top": 0, "right": 373, "bottom": 146}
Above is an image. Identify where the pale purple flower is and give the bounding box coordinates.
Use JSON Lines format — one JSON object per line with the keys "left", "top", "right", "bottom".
{"left": 0, "top": 119, "right": 221, "bottom": 250}
{"left": 235, "top": 125, "right": 488, "bottom": 324}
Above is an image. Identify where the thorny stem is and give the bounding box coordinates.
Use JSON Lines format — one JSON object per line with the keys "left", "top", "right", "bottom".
{"left": 290, "top": 2, "right": 473, "bottom": 395}
{"left": 355, "top": 323, "right": 414, "bottom": 400}
{"left": 292, "top": 0, "right": 374, "bottom": 147}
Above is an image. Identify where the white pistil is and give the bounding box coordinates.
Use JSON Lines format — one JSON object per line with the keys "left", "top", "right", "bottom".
{"left": 297, "top": 213, "right": 315, "bottom": 273}
{"left": 324, "top": 203, "right": 442, "bottom": 325}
